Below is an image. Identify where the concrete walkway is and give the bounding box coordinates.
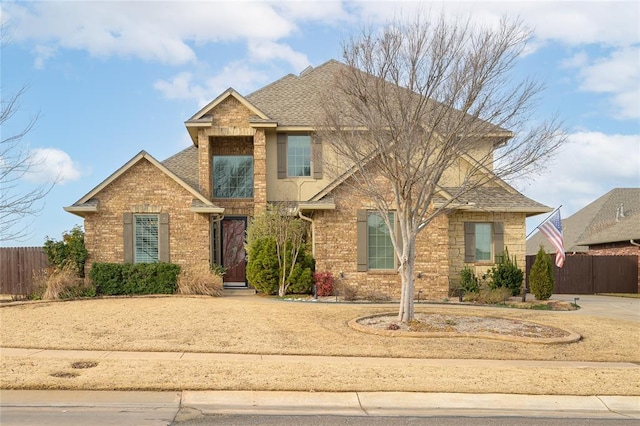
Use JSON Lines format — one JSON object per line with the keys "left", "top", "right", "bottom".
{"left": 1, "top": 389, "right": 639, "bottom": 420}
{"left": 2, "top": 347, "right": 639, "bottom": 420}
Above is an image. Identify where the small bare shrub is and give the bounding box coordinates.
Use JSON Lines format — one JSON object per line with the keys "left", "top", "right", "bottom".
{"left": 42, "top": 265, "right": 84, "bottom": 300}
{"left": 334, "top": 281, "right": 358, "bottom": 301}
{"left": 466, "top": 287, "right": 512, "bottom": 304}
{"left": 177, "top": 263, "right": 224, "bottom": 296}
{"left": 362, "top": 289, "right": 390, "bottom": 302}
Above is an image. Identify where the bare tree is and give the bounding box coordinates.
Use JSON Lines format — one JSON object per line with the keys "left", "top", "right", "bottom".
{"left": 1, "top": 20, "right": 55, "bottom": 242}
{"left": 317, "top": 15, "right": 565, "bottom": 321}
{"left": 0, "top": 86, "right": 55, "bottom": 242}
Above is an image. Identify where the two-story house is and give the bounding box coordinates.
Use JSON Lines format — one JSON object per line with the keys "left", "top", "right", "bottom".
{"left": 65, "top": 60, "right": 550, "bottom": 299}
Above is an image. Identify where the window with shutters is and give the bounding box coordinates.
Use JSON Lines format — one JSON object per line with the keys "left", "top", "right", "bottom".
{"left": 357, "top": 210, "right": 396, "bottom": 271}
{"left": 368, "top": 211, "right": 395, "bottom": 269}
{"left": 287, "top": 135, "right": 311, "bottom": 177}
{"left": 134, "top": 214, "right": 159, "bottom": 263}
{"left": 464, "top": 222, "right": 504, "bottom": 263}
{"left": 277, "top": 133, "right": 323, "bottom": 179}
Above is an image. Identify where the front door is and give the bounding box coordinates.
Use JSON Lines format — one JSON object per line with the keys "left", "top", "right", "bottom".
{"left": 221, "top": 217, "right": 247, "bottom": 287}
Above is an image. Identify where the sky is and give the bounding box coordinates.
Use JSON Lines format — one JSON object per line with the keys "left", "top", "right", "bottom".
{"left": 1, "top": 0, "right": 639, "bottom": 247}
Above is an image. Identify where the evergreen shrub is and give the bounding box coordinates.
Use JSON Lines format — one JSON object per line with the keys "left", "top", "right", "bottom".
{"left": 529, "top": 246, "right": 555, "bottom": 300}
{"left": 489, "top": 247, "right": 524, "bottom": 296}
{"left": 89, "top": 262, "right": 180, "bottom": 295}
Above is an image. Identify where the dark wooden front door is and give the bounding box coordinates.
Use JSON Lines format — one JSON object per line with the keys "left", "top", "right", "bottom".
{"left": 221, "top": 217, "right": 247, "bottom": 287}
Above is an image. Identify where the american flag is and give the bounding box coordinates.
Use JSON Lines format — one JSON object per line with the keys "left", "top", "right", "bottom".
{"left": 538, "top": 209, "right": 565, "bottom": 268}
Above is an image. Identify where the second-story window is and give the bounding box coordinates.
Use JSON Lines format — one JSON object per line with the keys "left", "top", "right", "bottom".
{"left": 287, "top": 135, "right": 311, "bottom": 177}
{"left": 277, "top": 133, "right": 322, "bottom": 179}
{"left": 213, "top": 155, "right": 254, "bottom": 198}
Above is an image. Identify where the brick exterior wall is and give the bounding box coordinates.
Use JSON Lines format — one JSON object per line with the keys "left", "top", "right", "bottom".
{"left": 448, "top": 210, "right": 527, "bottom": 291}
{"left": 83, "top": 158, "right": 210, "bottom": 275}
{"left": 587, "top": 243, "right": 640, "bottom": 292}
{"left": 313, "top": 181, "right": 450, "bottom": 301}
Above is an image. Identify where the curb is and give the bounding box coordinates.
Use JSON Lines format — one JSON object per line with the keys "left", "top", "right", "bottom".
{"left": 349, "top": 313, "right": 582, "bottom": 344}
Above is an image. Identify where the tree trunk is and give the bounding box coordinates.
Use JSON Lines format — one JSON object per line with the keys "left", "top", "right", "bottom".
{"left": 397, "top": 232, "right": 416, "bottom": 322}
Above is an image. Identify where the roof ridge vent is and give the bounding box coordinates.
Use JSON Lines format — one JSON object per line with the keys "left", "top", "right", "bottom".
{"left": 300, "top": 65, "right": 313, "bottom": 76}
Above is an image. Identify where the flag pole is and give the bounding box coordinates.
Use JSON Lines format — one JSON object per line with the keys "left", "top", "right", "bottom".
{"left": 526, "top": 205, "right": 563, "bottom": 239}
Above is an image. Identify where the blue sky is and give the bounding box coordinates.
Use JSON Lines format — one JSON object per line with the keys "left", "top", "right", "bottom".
{"left": 1, "top": 0, "right": 639, "bottom": 246}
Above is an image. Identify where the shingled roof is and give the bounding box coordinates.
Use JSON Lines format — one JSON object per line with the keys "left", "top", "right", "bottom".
{"left": 526, "top": 188, "right": 640, "bottom": 254}
{"left": 439, "top": 187, "right": 551, "bottom": 214}
{"left": 162, "top": 146, "right": 199, "bottom": 191}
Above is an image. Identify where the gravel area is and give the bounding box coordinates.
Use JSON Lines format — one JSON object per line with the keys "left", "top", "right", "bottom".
{"left": 358, "top": 313, "right": 572, "bottom": 338}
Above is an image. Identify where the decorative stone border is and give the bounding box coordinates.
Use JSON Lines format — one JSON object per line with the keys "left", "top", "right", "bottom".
{"left": 348, "top": 313, "right": 582, "bottom": 345}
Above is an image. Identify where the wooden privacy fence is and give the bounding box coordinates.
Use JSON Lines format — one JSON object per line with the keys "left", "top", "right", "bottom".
{"left": 0, "top": 247, "right": 49, "bottom": 295}
{"left": 526, "top": 254, "right": 639, "bottom": 294}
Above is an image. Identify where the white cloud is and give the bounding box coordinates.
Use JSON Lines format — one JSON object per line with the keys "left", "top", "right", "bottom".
{"left": 3, "top": 1, "right": 299, "bottom": 66}
{"left": 154, "top": 64, "right": 270, "bottom": 106}
{"left": 518, "top": 131, "right": 640, "bottom": 217}
{"left": 23, "top": 148, "right": 82, "bottom": 185}
{"left": 576, "top": 46, "right": 640, "bottom": 119}
{"left": 247, "top": 40, "right": 310, "bottom": 71}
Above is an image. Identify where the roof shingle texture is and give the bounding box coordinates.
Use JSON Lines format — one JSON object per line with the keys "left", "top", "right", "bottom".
{"left": 441, "top": 187, "right": 550, "bottom": 212}
{"left": 526, "top": 188, "right": 640, "bottom": 254}
{"left": 162, "top": 147, "right": 199, "bottom": 191}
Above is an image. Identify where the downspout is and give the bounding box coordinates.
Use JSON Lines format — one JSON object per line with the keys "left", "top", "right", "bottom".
{"left": 298, "top": 210, "right": 315, "bottom": 256}
{"left": 630, "top": 240, "right": 640, "bottom": 247}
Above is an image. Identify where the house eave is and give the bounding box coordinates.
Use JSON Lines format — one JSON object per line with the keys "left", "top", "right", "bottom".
{"left": 63, "top": 204, "right": 98, "bottom": 217}
{"left": 190, "top": 206, "right": 225, "bottom": 214}
{"left": 298, "top": 202, "right": 336, "bottom": 210}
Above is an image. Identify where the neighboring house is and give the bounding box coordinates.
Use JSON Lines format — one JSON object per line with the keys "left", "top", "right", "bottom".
{"left": 526, "top": 188, "right": 640, "bottom": 256}
{"left": 65, "top": 60, "right": 550, "bottom": 299}
{"left": 527, "top": 188, "right": 640, "bottom": 292}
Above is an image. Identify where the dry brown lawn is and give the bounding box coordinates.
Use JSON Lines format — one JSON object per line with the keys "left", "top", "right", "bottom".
{"left": 1, "top": 296, "right": 639, "bottom": 395}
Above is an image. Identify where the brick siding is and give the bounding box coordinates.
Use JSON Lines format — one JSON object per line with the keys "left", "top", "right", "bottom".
{"left": 83, "top": 159, "right": 210, "bottom": 274}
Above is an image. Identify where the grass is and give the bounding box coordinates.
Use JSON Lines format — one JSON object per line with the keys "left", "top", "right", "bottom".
{"left": 1, "top": 296, "right": 639, "bottom": 394}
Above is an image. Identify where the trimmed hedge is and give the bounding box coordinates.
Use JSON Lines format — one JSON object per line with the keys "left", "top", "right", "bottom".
{"left": 89, "top": 262, "right": 180, "bottom": 295}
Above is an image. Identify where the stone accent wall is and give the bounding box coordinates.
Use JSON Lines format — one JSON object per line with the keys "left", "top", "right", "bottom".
{"left": 587, "top": 243, "right": 640, "bottom": 291}
{"left": 448, "top": 210, "right": 527, "bottom": 291}
{"left": 312, "top": 182, "right": 450, "bottom": 300}
{"left": 83, "top": 158, "right": 210, "bottom": 274}
{"left": 197, "top": 131, "right": 211, "bottom": 199}
{"left": 253, "top": 128, "right": 267, "bottom": 215}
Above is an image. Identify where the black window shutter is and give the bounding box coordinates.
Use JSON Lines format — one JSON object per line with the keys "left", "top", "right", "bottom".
{"left": 277, "top": 133, "right": 287, "bottom": 179}
{"left": 356, "top": 210, "right": 368, "bottom": 272}
{"left": 493, "top": 222, "right": 504, "bottom": 261}
{"left": 464, "top": 222, "right": 475, "bottom": 263}
{"left": 123, "top": 213, "right": 133, "bottom": 263}
{"left": 159, "top": 213, "right": 170, "bottom": 262}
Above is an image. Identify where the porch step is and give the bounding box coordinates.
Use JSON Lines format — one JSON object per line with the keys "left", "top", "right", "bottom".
{"left": 223, "top": 288, "right": 257, "bottom": 297}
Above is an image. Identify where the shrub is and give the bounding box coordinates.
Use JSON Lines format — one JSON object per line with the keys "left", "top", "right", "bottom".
{"left": 464, "top": 285, "right": 512, "bottom": 304}
{"left": 529, "top": 246, "right": 555, "bottom": 300}
{"left": 488, "top": 247, "right": 524, "bottom": 296}
{"left": 43, "top": 226, "right": 88, "bottom": 277}
{"left": 459, "top": 266, "right": 479, "bottom": 294}
{"left": 245, "top": 205, "right": 314, "bottom": 296}
{"left": 177, "top": 263, "right": 224, "bottom": 296}
{"left": 314, "top": 271, "right": 335, "bottom": 296}
{"left": 246, "top": 237, "right": 280, "bottom": 295}
{"left": 31, "top": 265, "right": 93, "bottom": 300}
{"left": 246, "top": 236, "right": 315, "bottom": 295}
{"left": 89, "top": 262, "right": 180, "bottom": 295}
{"left": 286, "top": 246, "right": 315, "bottom": 294}
{"left": 334, "top": 280, "right": 358, "bottom": 301}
